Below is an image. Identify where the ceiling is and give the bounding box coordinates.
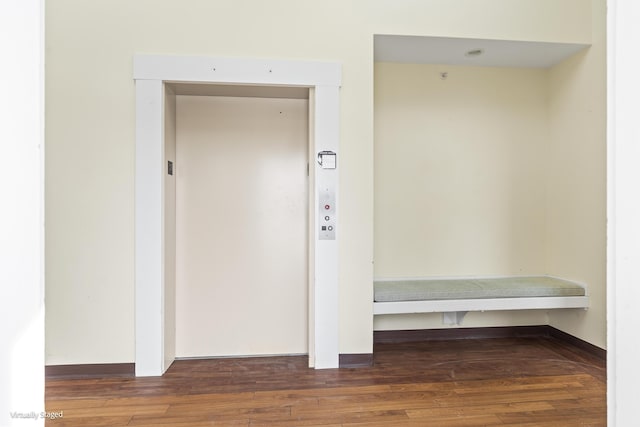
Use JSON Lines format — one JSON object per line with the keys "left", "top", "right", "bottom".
{"left": 374, "top": 35, "right": 589, "bottom": 68}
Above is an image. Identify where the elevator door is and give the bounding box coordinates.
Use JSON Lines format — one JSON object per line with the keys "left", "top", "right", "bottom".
{"left": 175, "top": 95, "right": 308, "bottom": 357}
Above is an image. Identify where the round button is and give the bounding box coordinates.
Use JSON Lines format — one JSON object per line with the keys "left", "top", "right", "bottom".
{"left": 328, "top": 226, "right": 333, "bottom": 231}
{"left": 324, "top": 216, "right": 330, "bottom": 221}
{"left": 324, "top": 204, "right": 331, "bottom": 210}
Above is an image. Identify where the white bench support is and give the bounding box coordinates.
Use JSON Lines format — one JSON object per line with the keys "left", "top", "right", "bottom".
{"left": 443, "top": 311, "right": 468, "bottom": 326}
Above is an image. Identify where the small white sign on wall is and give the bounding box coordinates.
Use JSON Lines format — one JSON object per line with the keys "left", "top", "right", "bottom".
{"left": 318, "top": 150, "right": 336, "bottom": 169}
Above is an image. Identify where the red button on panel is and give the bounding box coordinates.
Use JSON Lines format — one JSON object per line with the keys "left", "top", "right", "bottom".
{"left": 324, "top": 204, "right": 331, "bottom": 210}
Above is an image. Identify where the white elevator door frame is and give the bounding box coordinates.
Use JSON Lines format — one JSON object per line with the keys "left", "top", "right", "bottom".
{"left": 134, "top": 55, "right": 341, "bottom": 374}
{"left": 175, "top": 95, "right": 309, "bottom": 357}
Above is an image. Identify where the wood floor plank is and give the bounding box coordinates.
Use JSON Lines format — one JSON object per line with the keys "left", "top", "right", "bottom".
{"left": 54, "top": 404, "right": 170, "bottom": 419}
{"left": 341, "top": 414, "right": 503, "bottom": 427}
{"left": 314, "top": 391, "right": 452, "bottom": 414}
{"left": 45, "top": 398, "right": 108, "bottom": 410}
{"left": 45, "top": 336, "right": 606, "bottom": 426}
{"left": 105, "top": 391, "right": 255, "bottom": 407}
{"left": 550, "top": 396, "right": 607, "bottom": 411}
{"left": 451, "top": 375, "right": 590, "bottom": 393}
{"left": 250, "top": 422, "right": 342, "bottom": 427}
{"left": 496, "top": 407, "right": 606, "bottom": 425}
{"left": 43, "top": 415, "right": 132, "bottom": 427}
{"left": 405, "top": 401, "right": 555, "bottom": 418}
{"left": 255, "top": 408, "right": 411, "bottom": 426}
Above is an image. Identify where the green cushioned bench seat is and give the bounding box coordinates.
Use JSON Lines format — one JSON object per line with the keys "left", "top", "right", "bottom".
{"left": 372, "top": 276, "right": 589, "bottom": 318}
{"left": 374, "top": 276, "right": 586, "bottom": 302}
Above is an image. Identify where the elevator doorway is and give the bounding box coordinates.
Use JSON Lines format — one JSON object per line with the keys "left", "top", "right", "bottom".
{"left": 173, "top": 89, "right": 309, "bottom": 357}
{"left": 134, "top": 55, "right": 341, "bottom": 375}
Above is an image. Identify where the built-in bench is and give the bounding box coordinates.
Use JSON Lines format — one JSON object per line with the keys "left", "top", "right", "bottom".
{"left": 373, "top": 276, "right": 589, "bottom": 325}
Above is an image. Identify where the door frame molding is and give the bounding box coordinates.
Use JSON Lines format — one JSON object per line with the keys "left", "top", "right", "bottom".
{"left": 133, "top": 54, "right": 341, "bottom": 376}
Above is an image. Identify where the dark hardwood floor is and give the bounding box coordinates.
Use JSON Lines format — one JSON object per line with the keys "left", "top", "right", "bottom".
{"left": 45, "top": 336, "right": 606, "bottom": 426}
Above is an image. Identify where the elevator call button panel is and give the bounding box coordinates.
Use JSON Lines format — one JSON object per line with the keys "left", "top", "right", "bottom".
{"left": 319, "top": 188, "right": 336, "bottom": 240}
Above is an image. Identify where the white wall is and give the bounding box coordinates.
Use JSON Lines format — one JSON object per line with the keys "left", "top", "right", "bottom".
{"left": 175, "top": 95, "right": 309, "bottom": 357}
{"left": 45, "top": 0, "right": 594, "bottom": 364}
{"left": 0, "top": 0, "right": 44, "bottom": 425}
{"left": 608, "top": 0, "right": 640, "bottom": 424}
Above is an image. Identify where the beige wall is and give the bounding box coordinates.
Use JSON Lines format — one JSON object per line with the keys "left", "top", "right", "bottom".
{"left": 45, "top": 0, "right": 596, "bottom": 364}
{"left": 546, "top": 0, "right": 607, "bottom": 349}
{"left": 175, "top": 95, "right": 308, "bottom": 357}
{"left": 374, "top": 63, "right": 549, "bottom": 277}
{"left": 373, "top": 63, "right": 551, "bottom": 331}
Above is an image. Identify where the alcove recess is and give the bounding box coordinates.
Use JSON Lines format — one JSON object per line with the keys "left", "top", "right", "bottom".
{"left": 373, "top": 34, "right": 592, "bottom": 332}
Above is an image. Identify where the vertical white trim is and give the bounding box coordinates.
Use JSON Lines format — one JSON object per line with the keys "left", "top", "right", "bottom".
{"left": 134, "top": 56, "right": 341, "bottom": 375}
{"left": 307, "top": 88, "right": 317, "bottom": 368}
{"left": 163, "top": 85, "right": 177, "bottom": 372}
{"left": 135, "top": 79, "right": 165, "bottom": 376}
{"left": 313, "top": 86, "right": 340, "bottom": 368}
{"left": 606, "top": 1, "right": 616, "bottom": 419}
{"left": 607, "top": 0, "right": 640, "bottom": 424}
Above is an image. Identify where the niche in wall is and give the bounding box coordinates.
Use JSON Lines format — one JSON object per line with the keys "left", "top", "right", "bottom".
{"left": 373, "top": 35, "right": 594, "bottom": 331}
{"left": 373, "top": 35, "right": 590, "bottom": 278}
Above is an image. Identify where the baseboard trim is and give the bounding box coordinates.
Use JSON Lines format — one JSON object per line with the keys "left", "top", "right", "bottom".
{"left": 374, "top": 325, "right": 606, "bottom": 361}
{"left": 547, "top": 326, "right": 607, "bottom": 361}
{"left": 339, "top": 353, "right": 373, "bottom": 368}
{"left": 45, "top": 363, "right": 135, "bottom": 379}
{"left": 44, "top": 328, "right": 604, "bottom": 378}
{"left": 374, "top": 325, "right": 547, "bottom": 344}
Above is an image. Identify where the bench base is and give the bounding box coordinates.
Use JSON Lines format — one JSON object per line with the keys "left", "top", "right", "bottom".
{"left": 374, "top": 295, "right": 590, "bottom": 325}
{"left": 373, "top": 275, "right": 590, "bottom": 326}
{"left": 373, "top": 295, "right": 590, "bottom": 315}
